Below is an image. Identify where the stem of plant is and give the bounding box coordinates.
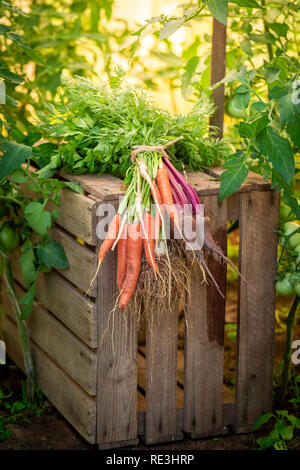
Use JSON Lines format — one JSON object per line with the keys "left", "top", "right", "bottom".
{"left": 1, "top": 253, "right": 35, "bottom": 401}
{"left": 278, "top": 295, "right": 300, "bottom": 408}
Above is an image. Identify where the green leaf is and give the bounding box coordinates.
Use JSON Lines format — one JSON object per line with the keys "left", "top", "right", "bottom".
{"left": 182, "top": 37, "right": 200, "bottom": 61}
{"left": 0, "top": 141, "right": 32, "bottom": 179}
{"left": 64, "top": 181, "right": 83, "bottom": 194}
{"left": 207, "top": 0, "right": 228, "bottom": 24}
{"left": 220, "top": 153, "right": 248, "bottom": 200}
{"left": 267, "top": 22, "right": 289, "bottom": 38}
{"left": 287, "top": 414, "right": 300, "bottom": 429}
{"left": 231, "top": 0, "right": 261, "bottom": 7}
{"left": 278, "top": 93, "right": 300, "bottom": 147}
{"left": 256, "top": 127, "right": 295, "bottom": 183}
{"left": 279, "top": 425, "right": 294, "bottom": 441}
{"left": 232, "top": 90, "right": 250, "bottom": 109}
{"left": 19, "top": 282, "right": 36, "bottom": 320}
{"left": 252, "top": 101, "right": 267, "bottom": 111}
{"left": 36, "top": 240, "right": 69, "bottom": 269}
{"left": 32, "top": 142, "right": 57, "bottom": 168}
{"left": 10, "top": 169, "right": 28, "bottom": 183}
{"left": 159, "top": 19, "right": 184, "bottom": 40}
{"left": 271, "top": 171, "right": 300, "bottom": 219}
{"left": 265, "top": 66, "right": 281, "bottom": 84}
{"left": 20, "top": 240, "right": 36, "bottom": 288}
{"left": 181, "top": 56, "right": 200, "bottom": 99}
{"left": 269, "top": 85, "right": 289, "bottom": 100}
{"left": 256, "top": 435, "right": 278, "bottom": 449}
{"left": 0, "top": 68, "right": 24, "bottom": 84}
{"left": 24, "top": 202, "right": 52, "bottom": 236}
{"left": 240, "top": 38, "right": 253, "bottom": 56}
{"left": 237, "top": 115, "right": 269, "bottom": 138}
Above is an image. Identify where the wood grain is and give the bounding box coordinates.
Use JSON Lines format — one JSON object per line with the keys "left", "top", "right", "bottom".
{"left": 50, "top": 226, "right": 97, "bottom": 297}
{"left": 184, "top": 194, "right": 227, "bottom": 437}
{"left": 2, "top": 315, "right": 96, "bottom": 443}
{"left": 96, "top": 207, "right": 138, "bottom": 449}
{"left": 49, "top": 188, "right": 97, "bottom": 245}
{"left": 235, "top": 190, "right": 279, "bottom": 431}
{"left": 60, "top": 171, "right": 124, "bottom": 200}
{"left": 145, "top": 305, "right": 182, "bottom": 445}
{"left": 11, "top": 253, "right": 98, "bottom": 348}
{"left": 2, "top": 283, "right": 98, "bottom": 396}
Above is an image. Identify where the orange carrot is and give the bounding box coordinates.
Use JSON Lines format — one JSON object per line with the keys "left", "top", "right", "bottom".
{"left": 156, "top": 166, "right": 179, "bottom": 228}
{"left": 119, "top": 222, "right": 143, "bottom": 309}
{"left": 151, "top": 180, "right": 163, "bottom": 240}
{"left": 98, "top": 214, "right": 120, "bottom": 263}
{"left": 117, "top": 224, "right": 127, "bottom": 290}
{"left": 143, "top": 212, "right": 159, "bottom": 273}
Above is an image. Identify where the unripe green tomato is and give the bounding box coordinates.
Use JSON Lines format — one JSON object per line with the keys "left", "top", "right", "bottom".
{"left": 283, "top": 221, "right": 300, "bottom": 249}
{"left": 276, "top": 278, "right": 295, "bottom": 296}
{"left": 226, "top": 98, "right": 248, "bottom": 119}
{"left": 283, "top": 221, "right": 299, "bottom": 235}
{"left": 294, "top": 283, "right": 300, "bottom": 297}
{"left": 0, "top": 225, "right": 19, "bottom": 251}
{"left": 279, "top": 202, "right": 293, "bottom": 222}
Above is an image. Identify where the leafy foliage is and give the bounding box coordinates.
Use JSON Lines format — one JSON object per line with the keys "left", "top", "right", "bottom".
{"left": 40, "top": 76, "right": 224, "bottom": 179}
{"left": 252, "top": 410, "right": 300, "bottom": 450}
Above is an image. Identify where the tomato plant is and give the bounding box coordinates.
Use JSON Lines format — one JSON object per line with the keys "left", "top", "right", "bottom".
{"left": 276, "top": 278, "right": 295, "bottom": 297}
{"left": 0, "top": 225, "right": 19, "bottom": 251}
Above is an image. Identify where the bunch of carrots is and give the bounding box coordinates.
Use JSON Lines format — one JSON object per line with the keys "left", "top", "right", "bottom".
{"left": 91, "top": 138, "right": 244, "bottom": 309}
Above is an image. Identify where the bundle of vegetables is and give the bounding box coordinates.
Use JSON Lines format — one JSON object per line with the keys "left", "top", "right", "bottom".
{"left": 40, "top": 77, "right": 241, "bottom": 311}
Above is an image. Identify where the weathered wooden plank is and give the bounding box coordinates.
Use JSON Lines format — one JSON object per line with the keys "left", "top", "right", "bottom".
{"left": 235, "top": 190, "right": 279, "bottom": 431}
{"left": 184, "top": 194, "right": 227, "bottom": 437}
{"left": 138, "top": 349, "right": 184, "bottom": 409}
{"left": 204, "top": 167, "right": 272, "bottom": 192}
{"left": 2, "top": 315, "right": 96, "bottom": 443}
{"left": 2, "top": 283, "right": 97, "bottom": 396}
{"left": 210, "top": 18, "right": 227, "bottom": 137}
{"left": 177, "top": 349, "right": 234, "bottom": 405}
{"left": 187, "top": 171, "right": 220, "bottom": 196}
{"left": 138, "top": 404, "right": 234, "bottom": 437}
{"left": 227, "top": 193, "right": 240, "bottom": 220}
{"left": 145, "top": 306, "right": 182, "bottom": 445}
{"left": 97, "top": 206, "right": 138, "bottom": 449}
{"left": 60, "top": 171, "right": 124, "bottom": 200}
{"left": 22, "top": 165, "right": 98, "bottom": 245}
{"left": 50, "top": 226, "right": 97, "bottom": 297}
{"left": 10, "top": 253, "right": 98, "bottom": 349}
{"left": 49, "top": 188, "right": 97, "bottom": 246}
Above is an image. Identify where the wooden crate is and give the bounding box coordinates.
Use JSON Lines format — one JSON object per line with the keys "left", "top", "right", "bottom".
{"left": 1, "top": 168, "right": 279, "bottom": 448}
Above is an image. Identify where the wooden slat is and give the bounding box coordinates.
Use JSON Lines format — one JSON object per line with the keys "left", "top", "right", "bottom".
{"left": 49, "top": 189, "right": 97, "bottom": 245}
{"left": 177, "top": 349, "right": 234, "bottom": 405}
{"left": 2, "top": 283, "right": 97, "bottom": 396}
{"left": 22, "top": 165, "right": 98, "bottom": 245}
{"left": 138, "top": 349, "right": 184, "bottom": 409}
{"left": 227, "top": 193, "right": 240, "bottom": 220}
{"left": 145, "top": 306, "right": 182, "bottom": 445}
{"left": 210, "top": 18, "right": 227, "bottom": 137}
{"left": 11, "top": 253, "right": 98, "bottom": 348}
{"left": 60, "top": 171, "right": 124, "bottom": 200}
{"left": 96, "top": 210, "right": 138, "bottom": 449}
{"left": 184, "top": 194, "right": 227, "bottom": 437}
{"left": 235, "top": 190, "right": 279, "bottom": 432}
{"left": 204, "top": 167, "right": 272, "bottom": 192}
{"left": 187, "top": 171, "right": 220, "bottom": 196}
{"left": 50, "top": 226, "right": 97, "bottom": 297}
{"left": 138, "top": 404, "right": 234, "bottom": 437}
{"left": 2, "top": 315, "right": 96, "bottom": 443}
